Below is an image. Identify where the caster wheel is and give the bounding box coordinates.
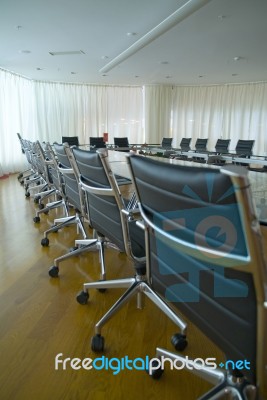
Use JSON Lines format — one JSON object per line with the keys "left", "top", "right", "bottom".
{"left": 171, "top": 333, "right": 188, "bottom": 351}
{"left": 41, "top": 237, "right": 49, "bottom": 246}
{"left": 38, "top": 203, "right": 45, "bottom": 210}
{"left": 25, "top": 192, "right": 30, "bottom": 198}
{"left": 18, "top": 173, "right": 23, "bottom": 180}
{"left": 147, "top": 359, "right": 164, "bottom": 380}
{"left": 48, "top": 266, "right": 59, "bottom": 278}
{"left": 96, "top": 279, "right": 107, "bottom": 293}
{"left": 33, "top": 216, "right": 40, "bottom": 223}
{"left": 34, "top": 196, "right": 40, "bottom": 203}
{"left": 91, "top": 334, "right": 104, "bottom": 352}
{"left": 76, "top": 290, "right": 89, "bottom": 305}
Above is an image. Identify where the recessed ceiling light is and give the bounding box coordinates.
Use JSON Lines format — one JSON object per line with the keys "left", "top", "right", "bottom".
{"left": 233, "top": 56, "right": 242, "bottom": 61}
{"left": 36, "top": 67, "right": 43, "bottom": 70}
{"left": 126, "top": 32, "right": 137, "bottom": 36}
{"left": 165, "top": 75, "right": 172, "bottom": 79}
{"left": 232, "top": 73, "right": 238, "bottom": 76}
{"left": 159, "top": 61, "right": 169, "bottom": 65}
{"left": 49, "top": 50, "right": 85, "bottom": 56}
{"left": 71, "top": 72, "right": 77, "bottom": 74}
{"left": 19, "top": 50, "right": 31, "bottom": 54}
{"left": 101, "top": 55, "right": 109, "bottom": 60}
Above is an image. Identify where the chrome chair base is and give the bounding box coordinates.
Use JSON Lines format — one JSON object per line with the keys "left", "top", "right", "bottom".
{"left": 77, "top": 274, "right": 187, "bottom": 352}
{"left": 151, "top": 348, "right": 257, "bottom": 400}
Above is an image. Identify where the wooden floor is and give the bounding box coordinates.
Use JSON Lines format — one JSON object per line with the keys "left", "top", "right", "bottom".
{"left": 0, "top": 173, "right": 227, "bottom": 400}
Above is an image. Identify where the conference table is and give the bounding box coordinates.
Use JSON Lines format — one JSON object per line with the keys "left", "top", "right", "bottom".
{"left": 108, "top": 149, "right": 267, "bottom": 224}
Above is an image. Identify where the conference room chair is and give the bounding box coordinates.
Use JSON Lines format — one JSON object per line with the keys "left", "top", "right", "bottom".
{"left": 48, "top": 143, "right": 120, "bottom": 278}
{"left": 31, "top": 140, "right": 59, "bottom": 209}
{"left": 191, "top": 138, "right": 209, "bottom": 163}
{"left": 214, "top": 138, "right": 231, "bottom": 154}
{"left": 32, "top": 142, "right": 69, "bottom": 224}
{"left": 89, "top": 137, "right": 106, "bottom": 149}
{"left": 17, "top": 133, "right": 34, "bottom": 183}
{"left": 39, "top": 142, "right": 88, "bottom": 254}
{"left": 233, "top": 140, "right": 255, "bottom": 169}
{"left": 19, "top": 140, "right": 47, "bottom": 197}
{"left": 180, "top": 137, "right": 191, "bottom": 151}
{"left": 62, "top": 136, "right": 79, "bottom": 146}
{"left": 161, "top": 137, "right": 173, "bottom": 149}
{"left": 114, "top": 137, "right": 130, "bottom": 151}
{"left": 195, "top": 138, "right": 208, "bottom": 152}
{"left": 73, "top": 148, "right": 187, "bottom": 352}
{"left": 127, "top": 154, "right": 267, "bottom": 399}
{"left": 235, "top": 140, "right": 255, "bottom": 157}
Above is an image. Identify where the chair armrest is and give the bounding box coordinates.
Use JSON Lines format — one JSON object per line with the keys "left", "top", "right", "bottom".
{"left": 121, "top": 207, "right": 142, "bottom": 221}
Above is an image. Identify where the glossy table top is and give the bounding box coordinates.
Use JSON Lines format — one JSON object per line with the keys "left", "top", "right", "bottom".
{"left": 108, "top": 149, "right": 267, "bottom": 223}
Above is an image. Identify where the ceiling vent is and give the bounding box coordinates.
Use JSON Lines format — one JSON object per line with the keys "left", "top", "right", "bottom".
{"left": 49, "top": 50, "right": 85, "bottom": 56}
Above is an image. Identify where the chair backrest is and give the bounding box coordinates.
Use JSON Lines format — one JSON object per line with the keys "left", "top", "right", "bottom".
{"left": 195, "top": 138, "right": 208, "bottom": 152}
{"left": 89, "top": 137, "right": 106, "bottom": 149}
{"left": 17, "top": 132, "right": 25, "bottom": 154}
{"left": 114, "top": 137, "right": 130, "bottom": 151}
{"left": 235, "top": 140, "right": 255, "bottom": 157}
{"left": 180, "top": 137, "right": 191, "bottom": 151}
{"left": 53, "top": 143, "right": 83, "bottom": 212}
{"left": 127, "top": 154, "right": 267, "bottom": 398}
{"left": 62, "top": 136, "right": 79, "bottom": 146}
{"left": 215, "top": 138, "right": 230, "bottom": 154}
{"left": 43, "top": 143, "right": 65, "bottom": 196}
{"left": 34, "top": 141, "right": 54, "bottom": 185}
{"left": 71, "top": 147, "right": 145, "bottom": 260}
{"left": 161, "top": 138, "right": 173, "bottom": 149}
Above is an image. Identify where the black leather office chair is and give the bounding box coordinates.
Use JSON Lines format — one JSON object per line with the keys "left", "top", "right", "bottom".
{"left": 215, "top": 139, "right": 230, "bottom": 154}
{"left": 62, "top": 136, "right": 79, "bottom": 146}
{"left": 195, "top": 138, "right": 208, "bottom": 152}
{"left": 40, "top": 142, "right": 88, "bottom": 254}
{"left": 48, "top": 144, "right": 124, "bottom": 278}
{"left": 73, "top": 148, "right": 187, "bottom": 352}
{"left": 180, "top": 137, "right": 191, "bottom": 151}
{"left": 114, "top": 137, "right": 130, "bottom": 151}
{"left": 17, "top": 133, "right": 33, "bottom": 183}
{"left": 128, "top": 154, "right": 267, "bottom": 400}
{"left": 89, "top": 137, "right": 106, "bottom": 149}
{"left": 235, "top": 140, "right": 255, "bottom": 157}
{"left": 161, "top": 137, "right": 173, "bottom": 149}
{"left": 31, "top": 141, "right": 62, "bottom": 211}
{"left": 20, "top": 140, "right": 47, "bottom": 197}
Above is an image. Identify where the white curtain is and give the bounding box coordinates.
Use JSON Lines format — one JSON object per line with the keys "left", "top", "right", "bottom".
{"left": 105, "top": 86, "right": 144, "bottom": 145}
{"left": 144, "top": 85, "right": 173, "bottom": 145}
{"left": 33, "top": 82, "right": 144, "bottom": 145}
{"left": 0, "top": 69, "right": 143, "bottom": 175}
{"left": 0, "top": 69, "right": 35, "bottom": 175}
{"left": 1, "top": 66, "right": 267, "bottom": 176}
{"left": 172, "top": 83, "right": 267, "bottom": 154}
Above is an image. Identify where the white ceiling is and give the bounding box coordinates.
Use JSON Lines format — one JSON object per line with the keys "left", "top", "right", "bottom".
{"left": 1, "top": 0, "right": 267, "bottom": 86}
